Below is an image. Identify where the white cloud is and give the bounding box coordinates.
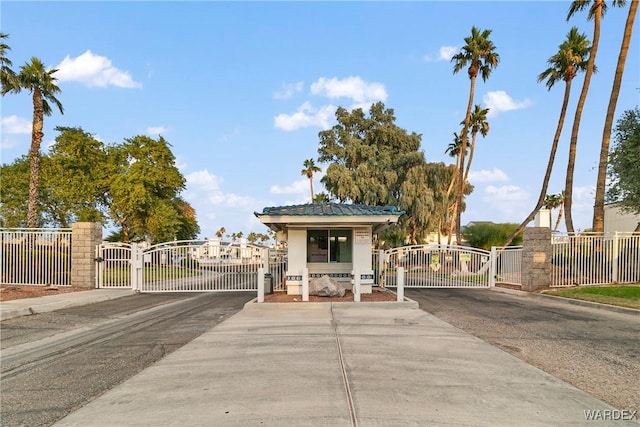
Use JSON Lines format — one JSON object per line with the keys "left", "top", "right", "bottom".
{"left": 424, "top": 45, "right": 457, "bottom": 62}
{"left": 1, "top": 115, "right": 31, "bottom": 134}
{"left": 310, "top": 76, "right": 387, "bottom": 103}
{"left": 55, "top": 50, "right": 141, "bottom": 88}
{"left": 468, "top": 168, "right": 508, "bottom": 183}
{"left": 483, "top": 91, "right": 531, "bottom": 117}
{"left": 0, "top": 136, "right": 20, "bottom": 149}
{"left": 186, "top": 169, "right": 254, "bottom": 209}
{"left": 183, "top": 169, "right": 272, "bottom": 238}
{"left": 273, "top": 81, "right": 304, "bottom": 99}
{"left": 483, "top": 185, "right": 528, "bottom": 203}
{"left": 147, "top": 126, "right": 166, "bottom": 135}
{"left": 270, "top": 179, "right": 309, "bottom": 195}
{"left": 274, "top": 102, "right": 336, "bottom": 131}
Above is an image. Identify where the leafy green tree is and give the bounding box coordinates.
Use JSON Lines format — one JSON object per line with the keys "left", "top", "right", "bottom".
{"left": 41, "top": 127, "right": 109, "bottom": 226}
{"left": 173, "top": 197, "right": 200, "bottom": 240}
{"left": 564, "top": 0, "right": 626, "bottom": 233}
{"left": 502, "top": 28, "right": 590, "bottom": 247}
{"left": 317, "top": 102, "right": 439, "bottom": 242}
{"left": 0, "top": 156, "right": 30, "bottom": 227}
{"left": 462, "top": 222, "right": 523, "bottom": 250}
{"left": 318, "top": 102, "right": 423, "bottom": 205}
{"left": 4, "top": 57, "right": 64, "bottom": 227}
{"left": 593, "top": 0, "right": 637, "bottom": 232}
{"left": 398, "top": 162, "right": 434, "bottom": 244}
{"left": 301, "top": 158, "right": 321, "bottom": 202}
{"left": 451, "top": 26, "right": 499, "bottom": 244}
{"left": 424, "top": 162, "right": 464, "bottom": 243}
{"left": 106, "top": 135, "right": 187, "bottom": 243}
{"left": 607, "top": 108, "right": 640, "bottom": 217}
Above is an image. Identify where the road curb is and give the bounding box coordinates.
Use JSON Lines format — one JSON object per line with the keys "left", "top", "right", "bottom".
{"left": 490, "top": 286, "right": 640, "bottom": 316}
{"left": 0, "top": 290, "right": 136, "bottom": 322}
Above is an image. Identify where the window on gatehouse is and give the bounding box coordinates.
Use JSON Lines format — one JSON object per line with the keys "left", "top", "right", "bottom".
{"left": 307, "top": 229, "right": 352, "bottom": 263}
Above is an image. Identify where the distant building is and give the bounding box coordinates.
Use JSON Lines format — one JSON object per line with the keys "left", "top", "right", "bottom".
{"left": 604, "top": 204, "right": 640, "bottom": 233}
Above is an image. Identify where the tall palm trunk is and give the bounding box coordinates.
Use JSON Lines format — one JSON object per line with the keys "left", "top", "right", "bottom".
{"left": 565, "top": 3, "right": 601, "bottom": 234}
{"left": 501, "top": 80, "right": 573, "bottom": 249}
{"left": 308, "top": 176, "right": 315, "bottom": 201}
{"left": 593, "top": 0, "right": 638, "bottom": 232}
{"left": 463, "top": 131, "right": 479, "bottom": 184}
{"left": 456, "top": 74, "right": 476, "bottom": 245}
{"left": 554, "top": 203, "right": 565, "bottom": 232}
{"left": 27, "top": 87, "right": 44, "bottom": 228}
{"left": 445, "top": 150, "right": 461, "bottom": 245}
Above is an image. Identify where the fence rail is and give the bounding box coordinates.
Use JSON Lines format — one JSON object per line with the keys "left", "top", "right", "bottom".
{"left": 1, "top": 228, "right": 72, "bottom": 286}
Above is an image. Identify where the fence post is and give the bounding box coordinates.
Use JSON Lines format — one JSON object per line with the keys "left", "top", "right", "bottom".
{"left": 130, "top": 244, "right": 143, "bottom": 292}
{"left": 71, "top": 222, "right": 102, "bottom": 288}
{"left": 262, "top": 248, "right": 269, "bottom": 274}
{"left": 353, "top": 268, "right": 361, "bottom": 302}
{"left": 378, "top": 249, "right": 385, "bottom": 287}
{"left": 302, "top": 268, "right": 309, "bottom": 302}
{"left": 397, "top": 266, "right": 405, "bottom": 302}
{"left": 612, "top": 232, "right": 619, "bottom": 283}
{"left": 257, "top": 267, "right": 265, "bottom": 303}
{"left": 489, "top": 247, "right": 497, "bottom": 288}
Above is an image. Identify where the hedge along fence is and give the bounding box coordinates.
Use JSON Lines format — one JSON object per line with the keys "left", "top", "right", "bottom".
{"left": 1, "top": 229, "right": 72, "bottom": 286}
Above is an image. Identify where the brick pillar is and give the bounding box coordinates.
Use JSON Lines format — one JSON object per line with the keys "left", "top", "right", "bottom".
{"left": 71, "top": 222, "right": 102, "bottom": 288}
{"left": 521, "top": 227, "right": 552, "bottom": 292}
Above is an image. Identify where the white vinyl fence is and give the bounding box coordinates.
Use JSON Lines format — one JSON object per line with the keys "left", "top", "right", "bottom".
{"left": 1, "top": 228, "right": 72, "bottom": 286}
{"left": 551, "top": 232, "right": 640, "bottom": 287}
{"left": 491, "top": 246, "right": 522, "bottom": 286}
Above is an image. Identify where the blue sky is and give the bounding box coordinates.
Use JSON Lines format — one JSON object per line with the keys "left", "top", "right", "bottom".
{"left": 1, "top": 1, "right": 638, "bottom": 239}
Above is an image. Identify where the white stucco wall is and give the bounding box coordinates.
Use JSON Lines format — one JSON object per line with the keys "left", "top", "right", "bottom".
{"left": 604, "top": 205, "right": 640, "bottom": 233}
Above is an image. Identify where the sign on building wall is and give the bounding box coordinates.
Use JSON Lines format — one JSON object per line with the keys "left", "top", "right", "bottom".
{"left": 355, "top": 229, "right": 371, "bottom": 245}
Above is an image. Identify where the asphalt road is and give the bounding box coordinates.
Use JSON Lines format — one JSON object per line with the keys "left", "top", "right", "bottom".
{"left": 407, "top": 288, "right": 640, "bottom": 415}
{"left": 0, "top": 292, "right": 253, "bottom": 427}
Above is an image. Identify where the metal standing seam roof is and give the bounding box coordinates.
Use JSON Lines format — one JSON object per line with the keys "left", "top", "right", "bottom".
{"left": 254, "top": 203, "right": 404, "bottom": 217}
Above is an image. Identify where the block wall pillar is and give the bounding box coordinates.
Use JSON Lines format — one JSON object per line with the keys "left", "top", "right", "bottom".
{"left": 521, "top": 227, "right": 552, "bottom": 292}
{"left": 71, "top": 222, "right": 102, "bottom": 288}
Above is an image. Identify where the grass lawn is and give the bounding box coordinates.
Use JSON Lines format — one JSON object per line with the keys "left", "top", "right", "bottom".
{"left": 544, "top": 285, "right": 640, "bottom": 310}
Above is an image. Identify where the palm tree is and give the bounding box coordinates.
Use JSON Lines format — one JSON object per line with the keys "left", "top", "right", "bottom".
{"left": 444, "top": 132, "right": 464, "bottom": 244}
{"left": 451, "top": 26, "right": 499, "bottom": 244}
{"left": 593, "top": 0, "right": 636, "bottom": 232}
{"left": 462, "top": 104, "right": 490, "bottom": 184}
{"left": 301, "top": 158, "right": 321, "bottom": 202}
{"left": 564, "top": 0, "right": 625, "bottom": 234}
{"left": 215, "top": 227, "right": 226, "bottom": 239}
{"left": 501, "top": 27, "right": 590, "bottom": 248}
{"left": 5, "top": 57, "right": 64, "bottom": 227}
{"left": 0, "top": 33, "right": 16, "bottom": 93}
{"left": 543, "top": 192, "right": 565, "bottom": 231}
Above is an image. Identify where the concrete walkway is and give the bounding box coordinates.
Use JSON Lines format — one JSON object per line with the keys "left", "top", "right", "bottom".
{"left": 51, "top": 300, "right": 636, "bottom": 427}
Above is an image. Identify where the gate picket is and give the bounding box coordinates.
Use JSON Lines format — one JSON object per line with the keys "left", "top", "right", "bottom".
{"left": 381, "top": 244, "right": 492, "bottom": 288}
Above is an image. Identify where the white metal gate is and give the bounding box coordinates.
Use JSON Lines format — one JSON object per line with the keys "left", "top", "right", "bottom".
{"left": 381, "top": 244, "right": 492, "bottom": 288}
{"left": 97, "top": 240, "right": 287, "bottom": 293}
